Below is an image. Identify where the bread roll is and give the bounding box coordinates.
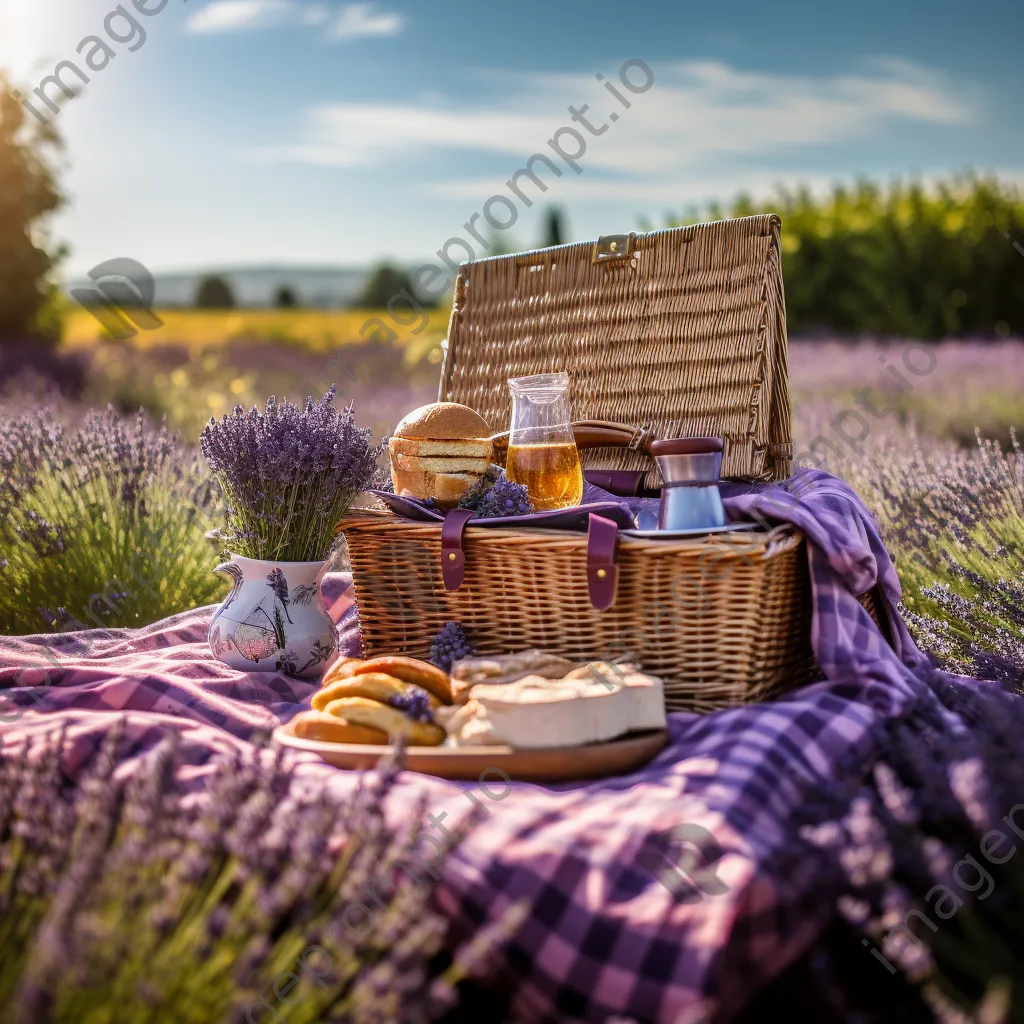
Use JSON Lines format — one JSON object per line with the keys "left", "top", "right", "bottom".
{"left": 291, "top": 710, "right": 389, "bottom": 745}
{"left": 337, "top": 656, "right": 453, "bottom": 705}
{"left": 389, "top": 402, "right": 493, "bottom": 507}
{"left": 394, "top": 403, "right": 491, "bottom": 440}
{"left": 311, "top": 672, "right": 440, "bottom": 712}
{"left": 324, "top": 696, "right": 446, "bottom": 746}
{"left": 320, "top": 656, "right": 365, "bottom": 688}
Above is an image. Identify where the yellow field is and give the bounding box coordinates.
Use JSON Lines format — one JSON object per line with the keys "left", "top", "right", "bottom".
{"left": 62, "top": 307, "right": 450, "bottom": 355}
{"left": 58, "top": 307, "right": 448, "bottom": 439}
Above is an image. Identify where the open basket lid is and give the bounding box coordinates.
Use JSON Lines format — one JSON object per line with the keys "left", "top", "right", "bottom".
{"left": 439, "top": 214, "right": 793, "bottom": 486}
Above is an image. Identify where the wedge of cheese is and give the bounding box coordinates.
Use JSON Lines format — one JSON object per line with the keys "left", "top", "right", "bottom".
{"left": 442, "top": 662, "right": 666, "bottom": 749}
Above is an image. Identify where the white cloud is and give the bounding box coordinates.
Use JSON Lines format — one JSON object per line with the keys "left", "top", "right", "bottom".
{"left": 186, "top": 1, "right": 403, "bottom": 40}
{"left": 260, "top": 58, "right": 978, "bottom": 194}
{"left": 300, "top": 4, "right": 332, "bottom": 25}
{"left": 186, "top": 0, "right": 292, "bottom": 34}
{"left": 329, "top": 3, "right": 403, "bottom": 40}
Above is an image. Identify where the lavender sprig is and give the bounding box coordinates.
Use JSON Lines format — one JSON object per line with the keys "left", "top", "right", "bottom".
{"left": 200, "top": 387, "right": 385, "bottom": 562}
{"left": 0, "top": 723, "right": 509, "bottom": 1023}
{"left": 0, "top": 405, "right": 223, "bottom": 635}
{"left": 456, "top": 467, "right": 533, "bottom": 519}
{"left": 429, "top": 621, "right": 476, "bottom": 673}
{"left": 473, "top": 473, "right": 532, "bottom": 518}
{"left": 799, "top": 665, "right": 1024, "bottom": 1019}
{"left": 387, "top": 686, "right": 435, "bottom": 723}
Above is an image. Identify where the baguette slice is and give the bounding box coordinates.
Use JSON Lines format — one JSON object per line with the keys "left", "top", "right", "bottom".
{"left": 393, "top": 453, "right": 491, "bottom": 475}
{"left": 390, "top": 436, "right": 493, "bottom": 460}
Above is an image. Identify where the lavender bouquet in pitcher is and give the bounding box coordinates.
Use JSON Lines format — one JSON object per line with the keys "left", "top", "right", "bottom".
{"left": 200, "top": 387, "right": 383, "bottom": 678}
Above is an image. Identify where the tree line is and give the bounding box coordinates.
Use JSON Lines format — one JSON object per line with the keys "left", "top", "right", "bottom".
{"left": 665, "top": 175, "right": 1024, "bottom": 338}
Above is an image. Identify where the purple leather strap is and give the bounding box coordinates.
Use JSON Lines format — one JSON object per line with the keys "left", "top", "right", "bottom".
{"left": 441, "top": 508, "right": 476, "bottom": 590}
{"left": 586, "top": 514, "right": 619, "bottom": 611}
{"left": 584, "top": 469, "right": 645, "bottom": 496}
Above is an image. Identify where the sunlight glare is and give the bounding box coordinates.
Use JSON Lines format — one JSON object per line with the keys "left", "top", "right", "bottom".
{"left": 0, "top": 0, "right": 50, "bottom": 81}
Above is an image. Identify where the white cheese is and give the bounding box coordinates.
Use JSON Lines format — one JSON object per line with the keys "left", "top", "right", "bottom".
{"left": 442, "top": 662, "right": 666, "bottom": 749}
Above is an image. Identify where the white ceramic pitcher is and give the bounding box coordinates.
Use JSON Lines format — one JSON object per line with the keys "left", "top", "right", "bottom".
{"left": 208, "top": 554, "right": 337, "bottom": 678}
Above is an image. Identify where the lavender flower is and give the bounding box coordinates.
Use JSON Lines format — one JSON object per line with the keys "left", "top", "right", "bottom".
{"left": 0, "top": 721, "right": 508, "bottom": 1023}
{"left": 429, "top": 621, "right": 476, "bottom": 672}
{"left": 798, "top": 662, "right": 1024, "bottom": 1020}
{"left": 71, "top": 406, "right": 176, "bottom": 516}
{"left": 0, "top": 408, "right": 65, "bottom": 528}
{"left": 387, "top": 686, "right": 434, "bottom": 723}
{"left": 456, "top": 467, "right": 533, "bottom": 518}
{"left": 795, "top": 389, "right": 1023, "bottom": 690}
{"left": 16, "top": 510, "right": 66, "bottom": 556}
{"left": 200, "top": 387, "right": 385, "bottom": 562}
{"left": 474, "top": 472, "right": 533, "bottom": 518}
{"left": 0, "top": 405, "right": 222, "bottom": 635}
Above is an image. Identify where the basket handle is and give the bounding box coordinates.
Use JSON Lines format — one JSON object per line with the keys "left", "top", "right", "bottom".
{"left": 488, "top": 420, "right": 656, "bottom": 455}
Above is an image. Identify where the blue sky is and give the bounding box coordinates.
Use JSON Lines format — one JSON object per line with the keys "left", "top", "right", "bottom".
{"left": 2, "top": 0, "right": 1022, "bottom": 277}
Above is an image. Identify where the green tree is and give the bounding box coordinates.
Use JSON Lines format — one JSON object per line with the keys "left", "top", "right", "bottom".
{"left": 0, "top": 74, "right": 65, "bottom": 342}
{"left": 357, "top": 263, "right": 416, "bottom": 307}
{"left": 274, "top": 284, "right": 299, "bottom": 308}
{"left": 542, "top": 206, "right": 566, "bottom": 247}
{"left": 667, "top": 174, "right": 1024, "bottom": 338}
{"left": 194, "top": 275, "right": 236, "bottom": 309}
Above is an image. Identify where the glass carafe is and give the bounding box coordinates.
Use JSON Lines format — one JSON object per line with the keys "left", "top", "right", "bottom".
{"left": 506, "top": 371, "right": 584, "bottom": 511}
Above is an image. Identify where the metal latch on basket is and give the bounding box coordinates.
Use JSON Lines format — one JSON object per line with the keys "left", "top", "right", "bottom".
{"left": 592, "top": 233, "right": 635, "bottom": 264}
{"left": 586, "top": 514, "right": 619, "bottom": 611}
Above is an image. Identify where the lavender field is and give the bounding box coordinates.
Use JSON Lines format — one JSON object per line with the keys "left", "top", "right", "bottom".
{"left": 787, "top": 340, "right": 1024, "bottom": 686}
{"left": 1, "top": 336, "right": 1022, "bottom": 687}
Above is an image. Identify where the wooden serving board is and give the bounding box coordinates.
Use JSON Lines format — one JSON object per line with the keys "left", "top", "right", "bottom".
{"left": 274, "top": 720, "right": 669, "bottom": 782}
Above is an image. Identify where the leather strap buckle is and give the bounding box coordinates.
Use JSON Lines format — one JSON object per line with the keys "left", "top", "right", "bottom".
{"left": 440, "top": 508, "right": 475, "bottom": 591}
{"left": 586, "top": 514, "right": 619, "bottom": 611}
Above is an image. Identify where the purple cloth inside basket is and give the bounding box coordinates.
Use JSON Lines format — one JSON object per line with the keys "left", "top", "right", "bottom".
{"left": 369, "top": 486, "right": 638, "bottom": 530}
{"left": 0, "top": 469, "right": 1001, "bottom": 1022}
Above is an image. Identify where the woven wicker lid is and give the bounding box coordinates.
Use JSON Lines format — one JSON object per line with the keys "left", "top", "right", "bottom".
{"left": 440, "top": 214, "right": 793, "bottom": 483}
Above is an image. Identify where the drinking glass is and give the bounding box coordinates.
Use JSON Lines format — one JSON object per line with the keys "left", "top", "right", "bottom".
{"left": 506, "top": 371, "right": 584, "bottom": 511}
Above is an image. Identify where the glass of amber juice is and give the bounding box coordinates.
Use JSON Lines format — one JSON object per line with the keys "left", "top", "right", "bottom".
{"left": 506, "top": 372, "right": 584, "bottom": 510}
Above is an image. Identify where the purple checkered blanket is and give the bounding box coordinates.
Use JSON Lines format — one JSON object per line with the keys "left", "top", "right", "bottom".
{"left": 0, "top": 469, "right": 991, "bottom": 1022}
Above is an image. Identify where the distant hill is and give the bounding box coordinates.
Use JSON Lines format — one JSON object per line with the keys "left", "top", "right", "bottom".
{"left": 63, "top": 265, "right": 375, "bottom": 309}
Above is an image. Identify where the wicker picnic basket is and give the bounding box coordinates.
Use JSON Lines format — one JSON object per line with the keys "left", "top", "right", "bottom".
{"left": 340, "top": 215, "right": 884, "bottom": 712}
